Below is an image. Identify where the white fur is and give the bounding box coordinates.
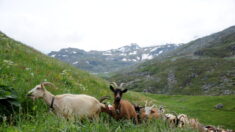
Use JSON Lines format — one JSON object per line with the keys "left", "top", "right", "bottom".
{"left": 27, "top": 83, "right": 104, "bottom": 120}
{"left": 144, "top": 105, "right": 154, "bottom": 115}
{"left": 164, "top": 113, "right": 177, "bottom": 127}
{"left": 177, "top": 114, "right": 189, "bottom": 128}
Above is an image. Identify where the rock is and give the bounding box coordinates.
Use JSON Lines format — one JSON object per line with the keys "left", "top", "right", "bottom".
{"left": 167, "top": 71, "right": 177, "bottom": 88}
{"left": 223, "top": 90, "right": 232, "bottom": 95}
{"left": 214, "top": 103, "right": 223, "bottom": 109}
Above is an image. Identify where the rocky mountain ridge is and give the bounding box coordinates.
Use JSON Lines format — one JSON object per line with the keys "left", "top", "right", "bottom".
{"left": 48, "top": 43, "right": 178, "bottom": 73}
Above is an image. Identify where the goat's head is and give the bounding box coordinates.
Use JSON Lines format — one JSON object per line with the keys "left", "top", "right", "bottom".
{"left": 133, "top": 104, "right": 144, "bottom": 113}
{"left": 27, "top": 82, "right": 55, "bottom": 100}
{"left": 165, "top": 114, "right": 177, "bottom": 123}
{"left": 177, "top": 114, "right": 188, "bottom": 128}
{"left": 159, "top": 105, "right": 165, "bottom": 114}
{"left": 110, "top": 82, "right": 127, "bottom": 103}
{"left": 144, "top": 105, "right": 155, "bottom": 115}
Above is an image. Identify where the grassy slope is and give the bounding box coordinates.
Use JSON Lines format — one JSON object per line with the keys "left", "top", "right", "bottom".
{"left": 146, "top": 94, "right": 235, "bottom": 130}
{"left": 0, "top": 32, "right": 199, "bottom": 132}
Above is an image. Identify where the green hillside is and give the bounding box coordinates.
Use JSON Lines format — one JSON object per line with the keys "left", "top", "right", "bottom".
{"left": 110, "top": 26, "right": 235, "bottom": 95}
{"left": 0, "top": 31, "right": 109, "bottom": 100}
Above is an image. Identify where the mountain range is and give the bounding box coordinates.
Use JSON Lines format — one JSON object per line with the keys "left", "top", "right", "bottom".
{"left": 48, "top": 43, "right": 178, "bottom": 73}
{"left": 109, "top": 26, "right": 235, "bottom": 95}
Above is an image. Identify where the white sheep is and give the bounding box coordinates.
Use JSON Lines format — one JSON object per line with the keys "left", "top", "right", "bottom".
{"left": 27, "top": 82, "right": 105, "bottom": 120}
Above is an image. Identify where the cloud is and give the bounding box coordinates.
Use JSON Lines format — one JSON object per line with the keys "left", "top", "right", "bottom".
{"left": 0, "top": 0, "right": 235, "bottom": 53}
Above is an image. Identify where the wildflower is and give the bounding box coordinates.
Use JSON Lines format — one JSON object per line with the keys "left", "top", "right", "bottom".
{"left": 3, "top": 60, "right": 14, "bottom": 65}
{"left": 31, "top": 73, "right": 34, "bottom": 76}
{"left": 25, "top": 67, "right": 31, "bottom": 71}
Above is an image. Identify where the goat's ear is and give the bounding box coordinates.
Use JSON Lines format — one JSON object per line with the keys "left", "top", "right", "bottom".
{"left": 150, "top": 109, "right": 155, "bottom": 114}
{"left": 122, "top": 89, "right": 128, "bottom": 93}
{"left": 110, "top": 85, "right": 115, "bottom": 92}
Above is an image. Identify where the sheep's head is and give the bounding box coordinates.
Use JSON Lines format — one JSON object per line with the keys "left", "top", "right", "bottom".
{"left": 27, "top": 82, "right": 55, "bottom": 100}
{"left": 110, "top": 82, "right": 127, "bottom": 103}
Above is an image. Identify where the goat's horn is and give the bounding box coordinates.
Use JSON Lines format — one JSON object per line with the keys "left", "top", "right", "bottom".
{"left": 41, "top": 82, "right": 57, "bottom": 89}
{"left": 145, "top": 100, "right": 148, "bottom": 107}
{"left": 119, "top": 83, "right": 125, "bottom": 88}
{"left": 99, "top": 96, "right": 111, "bottom": 103}
{"left": 110, "top": 82, "right": 118, "bottom": 87}
{"left": 151, "top": 104, "right": 156, "bottom": 109}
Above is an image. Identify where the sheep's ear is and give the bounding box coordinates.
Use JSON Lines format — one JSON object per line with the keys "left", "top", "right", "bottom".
{"left": 110, "top": 85, "right": 115, "bottom": 92}
{"left": 122, "top": 89, "right": 128, "bottom": 93}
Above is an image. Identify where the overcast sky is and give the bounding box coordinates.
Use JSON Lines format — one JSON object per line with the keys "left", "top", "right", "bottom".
{"left": 0, "top": 0, "right": 235, "bottom": 53}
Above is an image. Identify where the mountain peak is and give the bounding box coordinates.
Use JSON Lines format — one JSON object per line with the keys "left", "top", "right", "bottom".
{"left": 117, "top": 43, "right": 141, "bottom": 52}
{"left": 129, "top": 43, "right": 140, "bottom": 48}
{"left": 48, "top": 43, "right": 178, "bottom": 73}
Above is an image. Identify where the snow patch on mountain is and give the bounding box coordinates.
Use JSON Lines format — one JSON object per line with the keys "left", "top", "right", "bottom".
{"left": 122, "top": 58, "right": 127, "bottom": 61}
{"left": 142, "top": 54, "right": 153, "bottom": 60}
{"left": 129, "top": 51, "right": 137, "bottom": 55}
{"left": 150, "top": 47, "right": 160, "bottom": 52}
{"left": 72, "top": 61, "right": 79, "bottom": 64}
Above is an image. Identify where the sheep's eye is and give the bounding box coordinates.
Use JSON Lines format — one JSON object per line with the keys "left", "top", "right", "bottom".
{"left": 36, "top": 87, "right": 41, "bottom": 90}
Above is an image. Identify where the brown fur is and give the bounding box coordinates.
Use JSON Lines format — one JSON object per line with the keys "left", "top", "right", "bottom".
{"left": 113, "top": 100, "right": 138, "bottom": 123}
{"left": 109, "top": 83, "right": 138, "bottom": 123}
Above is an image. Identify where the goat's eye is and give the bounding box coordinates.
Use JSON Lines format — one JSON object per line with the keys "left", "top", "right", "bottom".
{"left": 36, "top": 87, "right": 41, "bottom": 90}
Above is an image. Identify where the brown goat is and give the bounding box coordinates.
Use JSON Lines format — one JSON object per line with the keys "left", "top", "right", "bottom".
{"left": 110, "top": 82, "right": 138, "bottom": 124}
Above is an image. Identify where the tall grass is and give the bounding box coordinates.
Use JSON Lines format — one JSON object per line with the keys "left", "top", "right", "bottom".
{"left": 0, "top": 111, "right": 198, "bottom": 132}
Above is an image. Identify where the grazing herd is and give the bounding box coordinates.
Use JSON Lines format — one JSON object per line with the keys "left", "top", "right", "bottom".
{"left": 27, "top": 82, "right": 233, "bottom": 132}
